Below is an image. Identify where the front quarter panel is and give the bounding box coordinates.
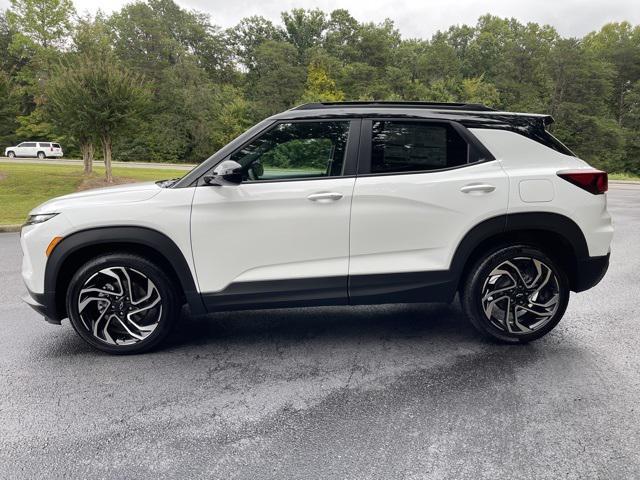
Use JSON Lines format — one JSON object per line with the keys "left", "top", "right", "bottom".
{"left": 22, "top": 187, "right": 198, "bottom": 294}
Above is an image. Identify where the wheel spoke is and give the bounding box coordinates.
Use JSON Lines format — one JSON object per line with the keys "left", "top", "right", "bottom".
{"left": 481, "top": 255, "right": 561, "bottom": 335}
{"left": 77, "top": 266, "right": 162, "bottom": 346}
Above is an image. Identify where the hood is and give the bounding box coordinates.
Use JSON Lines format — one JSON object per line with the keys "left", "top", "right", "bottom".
{"left": 31, "top": 181, "right": 162, "bottom": 214}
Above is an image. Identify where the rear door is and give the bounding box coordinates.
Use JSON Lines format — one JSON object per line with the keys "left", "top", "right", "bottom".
{"left": 38, "top": 143, "right": 51, "bottom": 155}
{"left": 348, "top": 119, "right": 509, "bottom": 301}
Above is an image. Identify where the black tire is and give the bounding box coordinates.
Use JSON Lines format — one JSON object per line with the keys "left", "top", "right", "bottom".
{"left": 7, "top": 151, "right": 15, "bottom": 158}
{"left": 37, "top": 151, "right": 46, "bottom": 159}
{"left": 461, "top": 245, "right": 570, "bottom": 343}
{"left": 66, "top": 253, "right": 180, "bottom": 354}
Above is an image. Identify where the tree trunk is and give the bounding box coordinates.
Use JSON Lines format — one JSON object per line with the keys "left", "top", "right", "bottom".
{"left": 101, "top": 136, "right": 113, "bottom": 183}
{"left": 81, "top": 141, "right": 94, "bottom": 175}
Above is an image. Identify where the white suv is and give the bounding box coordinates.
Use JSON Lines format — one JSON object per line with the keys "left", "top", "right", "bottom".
{"left": 5, "top": 141, "right": 63, "bottom": 159}
{"left": 20, "top": 102, "right": 613, "bottom": 354}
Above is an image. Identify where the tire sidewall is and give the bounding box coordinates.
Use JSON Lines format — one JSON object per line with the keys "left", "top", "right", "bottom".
{"left": 66, "top": 253, "right": 178, "bottom": 354}
{"left": 462, "top": 245, "right": 570, "bottom": 343}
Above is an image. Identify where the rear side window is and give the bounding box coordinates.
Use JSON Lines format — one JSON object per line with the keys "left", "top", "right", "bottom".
{"left": 370, "top": 121, "right": 473, "bottom": 174}
{"left": 52, "top": 143, "right": 61, "bottom": 148}
{"left": 22, "top": 142, "right": 36, "bottom": 147}
{"left": 39, "top": 142, "right": 51, "bottom": 147}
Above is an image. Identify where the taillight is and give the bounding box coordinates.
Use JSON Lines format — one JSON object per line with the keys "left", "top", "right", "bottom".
{"left": 50, "top": 147, "right": 53, "bottom": 151}
{"left": 557, "top": 170, "right": 608, "bottom": 195}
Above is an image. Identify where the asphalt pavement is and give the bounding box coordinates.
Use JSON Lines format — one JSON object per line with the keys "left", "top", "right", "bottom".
{"left": 0, "top": 185, "right": 639, "bottom": 479}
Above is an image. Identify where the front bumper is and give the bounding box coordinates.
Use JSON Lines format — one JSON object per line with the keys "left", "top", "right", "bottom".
{"left": 573, "top": 252, "right": 610, "bottom": 292}
{"left": 22, "top": 289, "right": 61, "bottom": 325}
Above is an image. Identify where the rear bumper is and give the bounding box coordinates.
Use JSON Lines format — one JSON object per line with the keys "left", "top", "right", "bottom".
{"left": 22, "top": 289, "right": 61, "bottom": 325}
{"left": 573, "top": 252, "right": 610, "bottom": 292}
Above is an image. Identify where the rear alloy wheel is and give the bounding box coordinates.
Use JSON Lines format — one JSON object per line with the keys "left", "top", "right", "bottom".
{"left": 461, "top": 245, "right": 569, "bottom": 343}
{"left": 37, "top": 151, "right": 45, "bottom": 159}
{"left": 67, "top": 254, "right": 179, "bottom": 354}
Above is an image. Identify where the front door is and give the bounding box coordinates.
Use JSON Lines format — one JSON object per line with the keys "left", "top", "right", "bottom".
{"left": 191, "top": 119, "right": 359, "bottom": 310}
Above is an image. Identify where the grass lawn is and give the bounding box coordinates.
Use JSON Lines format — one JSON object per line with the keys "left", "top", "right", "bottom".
{"left": 0, "top": 162, "right": 188, "bottom": 225}
{"left": 609, "top": 172, "right": 640, "bottom": 181}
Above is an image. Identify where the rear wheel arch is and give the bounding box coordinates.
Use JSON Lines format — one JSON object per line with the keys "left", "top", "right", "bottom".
{"left": 46, "top": 227, "right": 205, "bottom": 320}
{"left": 451, "top": 213, "right": 588, "bottom": 292}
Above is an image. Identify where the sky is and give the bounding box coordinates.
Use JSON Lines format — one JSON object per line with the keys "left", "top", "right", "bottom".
{"left": 2, "top": 0, "right": 640, "bottom": 39}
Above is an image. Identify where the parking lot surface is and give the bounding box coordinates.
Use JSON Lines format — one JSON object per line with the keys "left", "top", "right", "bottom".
{"left": 1, "top": 185, "right": 639, "bottom": 479}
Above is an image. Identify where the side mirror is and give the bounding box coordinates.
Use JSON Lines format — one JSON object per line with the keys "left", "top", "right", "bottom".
{"left": 203, "top": 160, "right": 243, "bottom": 186}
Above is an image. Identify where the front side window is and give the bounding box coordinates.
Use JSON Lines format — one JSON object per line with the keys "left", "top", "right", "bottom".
{"left": 370, "top": 121, "right": 471, "bottom": 174}
{"left": 22, "top": 142, "right": 36, "bottom": 147}
{"left": 230, "top": 121, "right": 350, "bottom": 181}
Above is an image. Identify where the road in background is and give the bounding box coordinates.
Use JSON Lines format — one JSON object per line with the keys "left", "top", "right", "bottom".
{"left": 0, "top": 185, "right": 638, "bottom": 479}
{"left": 0, "top": 156, "right": 196, "bottom": 170}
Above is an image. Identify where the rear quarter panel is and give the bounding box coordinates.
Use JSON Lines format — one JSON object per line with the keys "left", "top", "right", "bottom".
{"left": 469, "top": 128, "right": 613, "bottom": 257}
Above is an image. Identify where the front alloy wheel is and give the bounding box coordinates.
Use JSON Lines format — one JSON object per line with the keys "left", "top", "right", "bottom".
{"left": 77, "top": 267, "right": 162, "bottom": 345}
{"left": 462, "top": 245, "right": 569, "bottom": 342}
{"left": 67, "top": 254, "right": 179, "bottom": 354}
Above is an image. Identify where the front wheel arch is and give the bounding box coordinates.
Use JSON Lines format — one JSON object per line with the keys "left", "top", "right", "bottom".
{"left": 46, "top": 227, "right": 205, "bottom": 321}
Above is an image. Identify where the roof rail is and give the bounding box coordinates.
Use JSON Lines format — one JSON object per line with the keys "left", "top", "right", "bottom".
{"left": 292, "top": 101, "right": 496, "bottom": 112}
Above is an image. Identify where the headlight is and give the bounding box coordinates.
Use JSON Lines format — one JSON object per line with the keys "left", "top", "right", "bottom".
{"left": 24, "top": 213, "right": 58, "bottom": 226}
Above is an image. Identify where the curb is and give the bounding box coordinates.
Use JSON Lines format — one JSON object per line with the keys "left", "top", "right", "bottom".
{"left": 0, "top": 224, "right": 21, "bottom": 233}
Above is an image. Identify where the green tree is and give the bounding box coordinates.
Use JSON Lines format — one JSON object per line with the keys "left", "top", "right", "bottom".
{"left": 300, "top": 57, "right": 345, "bottom": 102}
{"left": 620, "top": 80, "right": 640, "bottom": 173}
{"left": 547, "top": 38, "right": 622, "bottom": 170}
{"left": 6, "top": 0, "right": 74, "bottom": 51}
{"left": 460, "top": 76, "right": 500, "bottom": 106}
{"left": 0, "top": 70, "right": 20, "bottom": 147}
{"left": 585, "top": 22, "right": 640, "bottom": 125}
{"left": 281, "top": 8, "right": 327, "bottom": 61}
{"left": 47, "top": 58, "right": 151, "bottom": 182}
{"left": 227, "top": 16, "right": 283, "bottom": 70}
{"left": 247, "top": 40, "right": 305, "bottom": 118}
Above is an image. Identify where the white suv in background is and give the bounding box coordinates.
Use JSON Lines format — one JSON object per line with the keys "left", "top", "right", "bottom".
{"left": 20, "top": 101, "right": 613, "bottom": 354}
{"left": 5, "top": 141, "right": 63, "bottom": 159}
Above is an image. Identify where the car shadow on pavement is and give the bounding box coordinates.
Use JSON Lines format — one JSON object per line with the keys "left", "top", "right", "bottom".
{"left": 38, "top": 300, "right": 484, "bottom": 357}
{"left": 164, "top": 301, "right": 480, "bottom": 350}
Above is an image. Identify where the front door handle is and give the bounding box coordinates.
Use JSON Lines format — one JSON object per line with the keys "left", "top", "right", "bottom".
{"left": 460, "top": 183, "right": 496, "bottom": 194}
{"left": 307, "top": 192, "right": 343, "bottom": 202}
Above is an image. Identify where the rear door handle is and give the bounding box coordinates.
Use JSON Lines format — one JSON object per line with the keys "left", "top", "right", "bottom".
{"left": 460, "top": 183, "right": 496, "bottom": 194}
{"left": 307, "top": 192, "right": 343, "bottom": 202}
